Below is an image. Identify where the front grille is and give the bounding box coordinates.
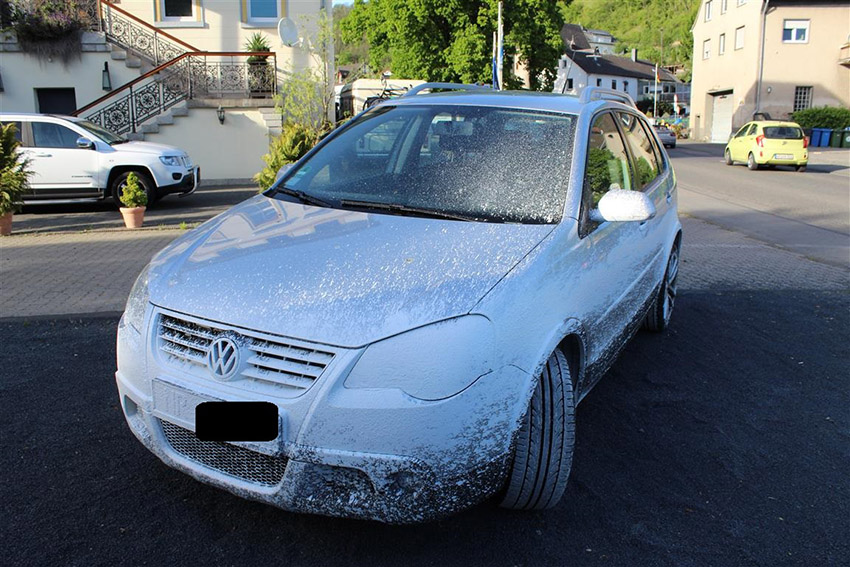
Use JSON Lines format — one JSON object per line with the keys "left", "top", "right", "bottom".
{"left": 159, "top": 420, "right": 287, "bottom": 487}
{"left": 157, "top": 313, "right": 335, "bottom": 397}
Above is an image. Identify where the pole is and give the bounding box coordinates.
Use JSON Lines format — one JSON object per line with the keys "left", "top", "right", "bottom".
{"left": 653, "top": 63, "right": 658, "bottom": 121}
{"left": 496, "top": 1, "right": 504, "bottom": 91}
{"left": 492, "top": 31, "right": 498, "bottom": 89}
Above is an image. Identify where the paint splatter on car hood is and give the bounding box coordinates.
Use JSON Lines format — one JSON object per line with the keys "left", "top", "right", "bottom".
{"left": 150, "top": 196, "right": 553, "bottom": 347}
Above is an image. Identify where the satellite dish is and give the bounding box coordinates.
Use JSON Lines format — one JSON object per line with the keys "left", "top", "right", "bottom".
{"left": 277, "top": 18, "right": 299, "bottom": 47}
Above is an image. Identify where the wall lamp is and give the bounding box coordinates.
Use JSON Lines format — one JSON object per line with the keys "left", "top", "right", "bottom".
{"left": 217, "top": 105, "right": 225, "bottom": 124}
{"left": 102, "top": 61, "right": 112, "bottom": 91}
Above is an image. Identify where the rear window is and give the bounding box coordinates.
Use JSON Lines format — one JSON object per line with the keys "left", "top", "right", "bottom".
{"left": 763, "top": 126, "right": 803, "bottom": 139}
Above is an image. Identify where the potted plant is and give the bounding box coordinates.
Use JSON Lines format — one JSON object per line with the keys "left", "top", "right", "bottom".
{"left": 0, "top": 122, "right": 33, "bottom": 236}
{"left": 244, "top": 32, "right": 272, "bottom": 97}
{"left": 118, "top": 172, "right": 148, "bottom": 229}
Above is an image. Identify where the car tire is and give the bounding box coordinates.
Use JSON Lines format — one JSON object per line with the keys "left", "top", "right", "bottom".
{"left": 111, "top": 171, "right": 156, "bottom": 208}
{"left": 796, "top": 165, "right": 807, "bottom": 172}
{"left": 643, "top": 241, "right": 680, "bottom": 332}
{"left": 747, "top": 153, "right": 759, "bottom": 171}
{"left": 724, "top": 149, "right": 733, "bottom": 165}
{"left": 500, "top": 348, "right": 574, "bottom": 511}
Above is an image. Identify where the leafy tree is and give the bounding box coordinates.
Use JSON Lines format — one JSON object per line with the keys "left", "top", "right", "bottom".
{"left": 339, "top": 0, "right": 569, "bottom": 91}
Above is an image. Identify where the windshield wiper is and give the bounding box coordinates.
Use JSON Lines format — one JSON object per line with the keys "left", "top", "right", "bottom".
{"left": 272, "top": 185, "right": 334, "bottom": 208}
{"left": 339, "top": 199, "right": 483, "bottom": 222}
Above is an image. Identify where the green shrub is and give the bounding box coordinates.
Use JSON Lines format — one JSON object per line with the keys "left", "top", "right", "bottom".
{"left": 254, "top": 123, "right": 318, "bottom": 191}
{"left": 790, "top": 106, "right": 850, "bottom": 130}
{"left": 244, "top": 32, "right": 271, "bottom": 64}
{"left": 0, "top": 122, "right": 32, "bottom": 216}
{"left": 120, "top": 172, "right": 148, "bottom": 208}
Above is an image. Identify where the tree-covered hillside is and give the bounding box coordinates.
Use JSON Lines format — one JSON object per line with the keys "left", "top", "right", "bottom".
{"left": 560, "top": 0, "right": 701, "bottom": 77}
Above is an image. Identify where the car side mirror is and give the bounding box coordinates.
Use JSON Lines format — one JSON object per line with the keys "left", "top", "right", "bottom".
{"left": 275, "top": 163, "right": 294, "bottom": 182}
{"left": 76, "top": 137, "right": 94, "bottom": 149}
{"left": 590, "top": 189, "right": 656, "bottom": 223}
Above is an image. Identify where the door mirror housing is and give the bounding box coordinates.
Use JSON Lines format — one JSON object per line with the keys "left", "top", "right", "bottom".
{"left": 76, "top": 137, "right": 94, "bottom": 149}
{"left": 590, "top": 189, "right": 656, "bottom": 223}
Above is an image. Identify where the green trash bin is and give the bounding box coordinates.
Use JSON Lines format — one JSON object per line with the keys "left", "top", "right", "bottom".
{"left": 840, "top": 129, "right": 850, "bottom": 148}
{"left": 830, "top": 129, "right": 846, "bottom": 147}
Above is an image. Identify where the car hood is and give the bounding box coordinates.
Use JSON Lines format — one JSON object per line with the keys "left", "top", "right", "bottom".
{"left": 113, "top": 141, "right": 185, "bottom": 156}
{"left": 149, "top": 195, "right": 553, "bottom": 347}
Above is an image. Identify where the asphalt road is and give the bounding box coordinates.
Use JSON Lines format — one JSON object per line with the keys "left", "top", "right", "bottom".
{"left": 671, "top": 144, "right": 849, "bottom": 267}
{"left": 3, "top": 288, "right": 848, "bottom": 566}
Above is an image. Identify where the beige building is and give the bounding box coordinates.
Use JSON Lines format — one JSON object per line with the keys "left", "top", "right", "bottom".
{"left": 690, "top": 0, "right": 850, "bottom": 142}
{"left": 0, "top": 0, "right": 331, "bottom": 181}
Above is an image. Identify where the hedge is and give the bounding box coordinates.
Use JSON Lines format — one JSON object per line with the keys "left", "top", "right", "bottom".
{"left": 790, "top": 106, "right": 850, "bottom": 130}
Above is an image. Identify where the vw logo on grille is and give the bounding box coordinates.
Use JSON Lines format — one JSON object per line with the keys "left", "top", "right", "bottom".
{"left": 207, "top": 337, "right": 240, "bottom": 380}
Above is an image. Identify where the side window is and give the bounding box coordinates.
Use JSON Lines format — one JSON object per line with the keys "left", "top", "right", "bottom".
{"left": 747, "top": 123, "right": 758, "bottom": 136}
{"left": 581, "top": 112, "right": 633, "bottom": 235}
{"left": 31, "top": 122, "right": 80, "bottom": 149}
{"left": 734, "top": 124, "right": 750, "bottom": 138}
{"left": 3, "top": 121, "right": 24, "bottom": 144}
{"left": 618, "top": 113, "right": 661, "bottom": 190}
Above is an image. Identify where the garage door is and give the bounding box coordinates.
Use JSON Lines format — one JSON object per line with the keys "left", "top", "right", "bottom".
{"left": 710, "top": 91, "right": 734, "bottom": 143}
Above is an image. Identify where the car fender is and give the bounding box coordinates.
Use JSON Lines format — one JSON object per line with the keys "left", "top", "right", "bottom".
{"left": 523, "top": 316, "right": 588, "bottom": 404}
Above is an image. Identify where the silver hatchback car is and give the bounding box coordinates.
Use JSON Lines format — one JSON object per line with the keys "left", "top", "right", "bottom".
{"left": 116, "top": 86, "right": 681, "bottom": 523}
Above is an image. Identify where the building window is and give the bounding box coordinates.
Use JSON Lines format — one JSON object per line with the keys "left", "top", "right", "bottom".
{"left": 596, "top": 78, "right": 602, "bottom": 87}
{"left": 721, "top": 0, "right": 728, "bottom": 13}
{"left": 623, "top": 80, "right": 628, "bottom": 92}
{"left": 719, "top": 33, "right": 726, "bottom": 54}
{"left": 158, "top": 0, "right": 199, "bottom": 22}
{"left": 567, "top": 78, "right": 574, "bottom": 90}
{"left": 611, "top": 79, "right": 617, "bottom": 89}
{"left": 248, "top": 0, "right": 278, "bottom": 20}
{"left": 793, "top": 86, "right": 812, "bottom": 112}
{"left": 783, "top": 20, "right": 809, "bottom": 43}
{"left": 735, "top": 26, "right": 745, "bottom": 49}
{"left": 703, "top": 39, "right": 711, "bottom": 59}
{"left": 705, "top": 0, "right": 713, "bottom": 21}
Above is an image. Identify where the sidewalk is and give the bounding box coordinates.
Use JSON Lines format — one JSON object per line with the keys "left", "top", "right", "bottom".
{"left": 1, "top": 216, "right": 847, "bottom": 320}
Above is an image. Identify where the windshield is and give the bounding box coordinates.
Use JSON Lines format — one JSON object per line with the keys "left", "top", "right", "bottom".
{"left": 276, "top": 104, "right": 575, "bottom": 223}
{"left": 75, "top": 120, "right": 125, "bottom": 144}
{"left": 763, "top": 126, "right": 803, "bottom": 139}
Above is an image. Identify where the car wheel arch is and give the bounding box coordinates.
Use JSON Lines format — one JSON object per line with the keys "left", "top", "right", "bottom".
{"left": 524, "top": 318, "right": 587, "bottom": 406}
{"left": 107, "top": 165, "right": 158, "bottom": 194}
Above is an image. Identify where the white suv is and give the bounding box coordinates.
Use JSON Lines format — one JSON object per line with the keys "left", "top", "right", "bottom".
{"left": 1, "top": 113, "right": 199, "bottom": 204}
{"left": 117, "top": 87, "right": 680, "bottom": 523}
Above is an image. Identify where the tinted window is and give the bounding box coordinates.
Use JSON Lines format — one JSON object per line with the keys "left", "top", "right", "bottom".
{"left": 763, "top": 126, "right": 803, "bottom": 139}
{"left": 747, "top": 123, "right": 758, "bottom": 136}
{"left": 618, "top": 113, "right": 660, "bottom": 190}
{"left": 283, "top": 105, "right": 575, "bottom": 224}
{"left": 2, "top": 121, "right": 24, "bottom": 144}
{"left": 581, "top": 112, "right": 633, "bottom": 234}
{"left": 32, "top": 122, "right": 80, "bottom": 148}
{"left": 734, "top": 124, "right": 750, "bottom": 138}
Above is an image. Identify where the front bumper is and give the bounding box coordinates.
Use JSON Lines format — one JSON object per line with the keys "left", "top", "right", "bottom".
{"left": 116, "top": 309, "right": 532, "bottom": 523}
{"left": 158, "top": 166, "right": 200, "bottom": 197}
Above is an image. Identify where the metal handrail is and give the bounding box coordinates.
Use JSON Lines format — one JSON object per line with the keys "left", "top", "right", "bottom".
{"left": 74, "top": 51, "right": 276, "bottom": 116}
{"left": 99, "top": 0, "right": 198, "bottom": 54}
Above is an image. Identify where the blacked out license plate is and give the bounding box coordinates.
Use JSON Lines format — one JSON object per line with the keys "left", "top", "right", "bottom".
{"left": 195, "top": 401, "right": 279, "bottom": 441}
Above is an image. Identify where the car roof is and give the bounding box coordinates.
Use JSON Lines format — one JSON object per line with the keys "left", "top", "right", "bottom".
{"left": 0, "top": 113, "right": 81, "bottom": 122}
{"left": 382, "top": 90, "right": 630, "bottom": 116}
{"left": 749, "top": 120, "right": 802, "bottom": 128}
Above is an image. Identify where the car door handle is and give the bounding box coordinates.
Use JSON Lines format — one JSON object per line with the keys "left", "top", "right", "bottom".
{"left": 34, "top": 152, "right": 53, "bottom": 158}
{"left": 666, "top": 191, "right": 673, "bottom": 204}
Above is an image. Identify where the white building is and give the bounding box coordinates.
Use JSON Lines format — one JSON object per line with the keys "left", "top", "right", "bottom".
{"left": 0, "top": 0, "right": 331, "bottom": 182}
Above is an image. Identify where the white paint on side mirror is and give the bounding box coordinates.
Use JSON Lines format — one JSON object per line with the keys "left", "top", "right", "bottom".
{"left": 591, "top": 189, "right": 656, "bottom": 223}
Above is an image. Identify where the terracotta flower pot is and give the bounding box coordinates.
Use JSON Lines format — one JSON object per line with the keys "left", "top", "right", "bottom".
{"left": 0, "top": 212, "right": 12, "bottom": 236}
{"left": 120, "top": 206, "right": 146, "bottom": 229}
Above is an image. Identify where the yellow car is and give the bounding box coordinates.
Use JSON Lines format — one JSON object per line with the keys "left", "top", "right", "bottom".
{"left": 724, "top": 121, "right": 809, "bottom": 172}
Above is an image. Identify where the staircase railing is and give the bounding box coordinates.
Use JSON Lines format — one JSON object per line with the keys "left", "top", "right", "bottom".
{"left": 98, "top": 0, "right": 198, "bottom": 65}
{"left": 73, "top": 51, "right": 277, "bottom": 135}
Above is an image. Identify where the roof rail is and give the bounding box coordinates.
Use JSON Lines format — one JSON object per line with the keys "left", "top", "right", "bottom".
{"left": 403, "top": 82, "right": 492, "bottom": 97}
{"left": 579, "top": 87, "right": 636, "bottom": 107}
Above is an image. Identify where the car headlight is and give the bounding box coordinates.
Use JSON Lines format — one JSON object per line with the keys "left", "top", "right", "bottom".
{"left": 159, "top": 156, "right": 181, "bottom": 167}
{"left": 123, "top": 264, "right": 151, "bottom": 333}
{"left": 344, "top": 315, "right": 495, "bottom": 400}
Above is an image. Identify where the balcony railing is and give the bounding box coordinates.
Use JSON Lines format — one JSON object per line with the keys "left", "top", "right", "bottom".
{"left": 99, "top": 0, "right": 197, "bottom": 65}
{"left": 74, "top": 52, "right": 277, "bottom": 135}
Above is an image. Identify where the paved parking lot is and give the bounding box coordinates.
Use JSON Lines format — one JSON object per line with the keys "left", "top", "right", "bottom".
{"left": 1, "top": 145, "right": 848, "bottom": 566}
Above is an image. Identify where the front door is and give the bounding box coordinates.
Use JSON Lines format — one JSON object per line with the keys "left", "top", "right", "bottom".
{"left": 22, "top": 120, "right": 100, "bottom": 198}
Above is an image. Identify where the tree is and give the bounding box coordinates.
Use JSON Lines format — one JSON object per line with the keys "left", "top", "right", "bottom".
{"left": 339, "top": 0, "right": 569, "bottom": 91}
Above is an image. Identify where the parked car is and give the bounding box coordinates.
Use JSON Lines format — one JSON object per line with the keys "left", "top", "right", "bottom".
{"left": 724, "top": 120, "right": 808, "bottom": 171}
{"left": 0, "top": 113, "right": 199, "bottom": 205}
{"left": 653, "top": 124, "right": 677, "bottom": 148}
{"left": 116, "top": 86, "right": 681, "bottom": 523}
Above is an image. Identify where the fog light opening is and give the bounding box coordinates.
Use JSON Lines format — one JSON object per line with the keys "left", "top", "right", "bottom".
{"left": 123, "top": 395, "right": 139, "bottom": 417}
